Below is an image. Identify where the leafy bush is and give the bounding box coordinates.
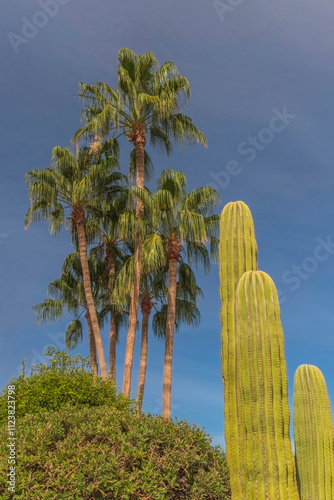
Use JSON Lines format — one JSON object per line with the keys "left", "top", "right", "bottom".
{"left": 0, "top": 349, "right": 231, "bottom": 499}
{"left": 0, "top": 347, "right": 133, "bottom": 425}
{"left": 0, "top": 405, "right": 230, "bottom": 499}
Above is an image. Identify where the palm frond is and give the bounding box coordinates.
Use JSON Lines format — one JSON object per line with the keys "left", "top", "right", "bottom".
{"left": 77, "top": 82, "right": 111, "bottom": 107}
{"left": 114, "top": 255, "right": 135, "bottom": 297}
{"left": 162, "top": 113, "right": 207, "bottom": 148}
{"left": 152, "top": 189, "right": 174, "bottom": 213}
{"left": 118, "top": 209, "right": 150, "bottom": 241}
{"left": 24, "top": 200, "right": 52, "bottom": 229}
{"left": 159, "top": 75, "right": 191, "bottom": 103}
{"left": 94, "top": 82, "right": 119, "bottom": 103}
{"left": 141, "top": 233, "right": 167, "bottom": 273}
{"left": 184, "top": 241, "right": 210, "bottom": 273}
{"left": 179, "top": 209, "right": 206, "bottom": 242}
{"left": 178, "top": 262, "right": 204, "bottom": 300}
{"left": 209, "top": 235, "right": 219, "bottom": 264}
{"left": 117, "top": 47, "right": 139, "bottom": 82}
{"left": 183, "top": 187, "right": 220, "bottom": 215}
{"left": 152, "top": 61, "right": 179, "bottom": 90}
{"left": 33, "top": 299, "right": 64, "bottom": 324}
{"left": 118, "top": 66, "right": 137, "bottom": 101}
{"left": 135, "top": 51, "right": 158, "bottom": 90}
{"left": 149, "top": 126, "right": 173, "bottom": 155}
{"left": 65, "top": 319, "right": 83, "bottom": 349}
{"left": 157, "top": 168, "right": 187, "bottom": 203}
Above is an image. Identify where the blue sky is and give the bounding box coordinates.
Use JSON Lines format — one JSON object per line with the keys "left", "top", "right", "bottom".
{"left": 1, "top": 0, "right": 334, "bottom": 448}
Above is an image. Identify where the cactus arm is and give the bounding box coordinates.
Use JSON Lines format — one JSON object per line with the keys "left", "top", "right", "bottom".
{"left": 236, "top": 271, "right": 299, "bottom": 500}
{"left": 293, "top": 364, "right": 334, "bottom": 499}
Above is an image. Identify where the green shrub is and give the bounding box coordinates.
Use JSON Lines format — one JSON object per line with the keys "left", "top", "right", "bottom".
{"left": 0, "top": 405, "right": 230, "bottom": 499}
{"left": 0, "top": 347, "right": 133, "bottom": 425}
{"left": 0, "top": 349, "right": 231, "bottom": 499}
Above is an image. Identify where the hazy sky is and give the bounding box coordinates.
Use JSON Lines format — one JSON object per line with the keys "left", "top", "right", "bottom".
{"left": 1, "top": 0, "right": 334, "bottom": 447}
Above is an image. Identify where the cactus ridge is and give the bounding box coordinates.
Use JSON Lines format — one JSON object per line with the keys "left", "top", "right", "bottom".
{"left": 293, "top": 364, "right": 334, "bottom": 500}
{"left": 235, "top": 270, "right": 299, "bottom": 500}
{"left": 219, "top": 201, "right": 258, "bottom": 498}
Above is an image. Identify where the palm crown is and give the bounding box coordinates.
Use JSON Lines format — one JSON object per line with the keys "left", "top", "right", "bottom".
{"left": 140, "top": 169, "right": 220, "bottom": 271}
{"left": 72, "top": 48, "right": 207, "bottom": 152}
{"left": 25, "top": 142, "right": 123, "bottom": 233}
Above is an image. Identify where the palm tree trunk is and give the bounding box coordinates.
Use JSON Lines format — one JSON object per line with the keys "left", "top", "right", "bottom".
{"left": 122, "top": 137, "right": 145, "bottom": 397}
{"left": 134, "top": 140, "right": 145, "bottom": 218}
{"left": 108, "top": 251, "right": 117, "bottom": 383}
{"left": 162, "top": 258, "right": 178, "bottom": 419}
{"left": 85, "top": 311, "right": 98, "bottom": 377}
{"left": 136, "top": 310, "right": 150, "bottom": 413}
{"left": 76, "top": 218, "right": 108, "bottom": 379}
{"left": 109, "top": 312, "right": 117, "bottom": 382}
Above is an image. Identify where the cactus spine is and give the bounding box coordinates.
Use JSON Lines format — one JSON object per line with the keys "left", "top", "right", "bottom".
{"left": 219, "top": 201, "right": 258, "bottom": 498}
{"left": 293, "top": 364, "right": 334, "bottom": 500}
{"left": 235, "top": 270, "right": 299, "bottom": 499}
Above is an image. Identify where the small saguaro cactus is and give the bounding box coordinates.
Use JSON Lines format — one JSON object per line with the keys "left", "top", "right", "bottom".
{"left": 293, "top": 364, "right": 334, "bottom": 500}
{"left": 235, "top": 270, "right": 299, "bottom": 500}
{"left": 219, "top": 201, "right": 258, "bottom": 498}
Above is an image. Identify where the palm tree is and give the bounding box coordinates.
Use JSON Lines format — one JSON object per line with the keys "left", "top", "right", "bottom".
{"left": 72, "top": 47, "right": 207, "bottom": 398}
{"left": 104, "top": 239, "right": 122, "bottom": 383}
{"left": 135, "top": 272, "right": 163, "bottom": 413}
{"left": 136, "top": 266, "right": 202, "bottom": 414}
{"left": 141, "top": 169, "right": 220, "bottom": 419}
{"left": 88, "top": 195, "right": 130, "bottom": 383}
{"left": 34, "top": 251, "right": 106, "bottom": 376}
{"left": 25, "top": 142, "right": 125, "bottom": 379}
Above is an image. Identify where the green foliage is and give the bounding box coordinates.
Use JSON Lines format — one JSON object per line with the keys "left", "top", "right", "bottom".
{"left": 293, "top": 364, "right": 334, "bottom": 500}
{"left": 137, "top": 168, "right": 220, "bottom": 275}
{"left": 0, "top": 347, "right": 132, "bottom": 426}
{"left": 151, "top": 263, "right": 202, "bottom": 340}
{"left": 73, "top": 48, "right": 207, "bottom": 151}
{"left": 0, "top": 349, "right": 231, "bottom": 499}
{"left": 25, "top": 145, "right": 125, "bottom": 237}
{"left": 34, "top": 250, "right": 121, "bottom": 352}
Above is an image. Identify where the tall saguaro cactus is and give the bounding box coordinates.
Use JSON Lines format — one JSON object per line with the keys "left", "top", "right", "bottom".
{"left": 235, "top": 270, "right": 299, "bottom": 500}
{"left": 219, "top": 201, "right": 258, "bottom": 497}
{"left": 293, "top": 364, "right": 334, "bottom": 500}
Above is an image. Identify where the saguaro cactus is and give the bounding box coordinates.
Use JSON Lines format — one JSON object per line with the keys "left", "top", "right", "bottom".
{"left": 235, "top": 270, "right": 299, "bottom": 500}
{"left": 293, "top": 364, "right": 334, "bottom": 500}
{"left": 219, "top": 201, "right": 258, "bottom": 497}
